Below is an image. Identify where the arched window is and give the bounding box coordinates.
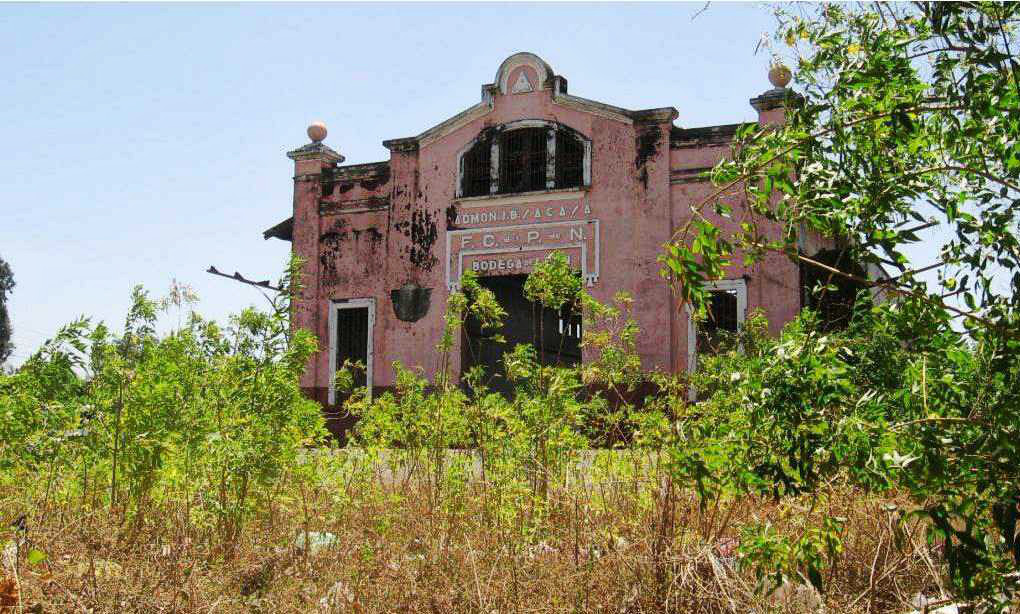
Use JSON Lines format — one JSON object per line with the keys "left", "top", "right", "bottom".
{"left": 459, "top": 122, "right": 588, "bottom": 197}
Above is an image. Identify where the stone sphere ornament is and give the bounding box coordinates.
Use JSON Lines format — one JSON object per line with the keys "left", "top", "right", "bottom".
{"left": 768, "top": 63, "right": 792, "bottom": 89}
{"left": 307, "top": 121, "right": 328, "bottom": 143}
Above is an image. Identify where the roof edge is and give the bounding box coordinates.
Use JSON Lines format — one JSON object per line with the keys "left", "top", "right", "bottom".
{"left": 670, "top": 122, "right": 750, "bottom": 148}
{"left": 330, "top": 161, "right": 390, "bottom": 180}
{"left": 263, "top": 217, "right": 293, "bottom": 242}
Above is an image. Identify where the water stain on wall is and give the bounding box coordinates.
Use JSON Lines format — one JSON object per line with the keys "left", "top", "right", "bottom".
{"left": 319, "top": 219, "right": 349, "bottom": 286}
{"left": 394, "top": 208, "right": 439, "bottom": 271}
{"left": 635, "top": 126, "right": 661, "bottom": 189}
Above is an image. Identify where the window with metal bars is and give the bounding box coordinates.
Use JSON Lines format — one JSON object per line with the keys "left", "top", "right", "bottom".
{"left": 558, "top": 310, "right": 582, "bottom": 339}
{"left": 461, "top": 138, "right": 492, "bottom": 197}
{"left": 555, "top": 128, "right": 584, "bottom": 189}
{"left": 334, "top": 307, "right": 369, "bottom": 390}
{"left": 499, "top": 128, "right": 548, "bottom": 194}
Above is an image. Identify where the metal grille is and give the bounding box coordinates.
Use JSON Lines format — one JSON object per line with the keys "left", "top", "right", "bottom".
{"left": 555, "top": 129, "right": 584, "bottom": 188}
{"left": 335, "top": 307, "right": 369, "bottom": 390}
{"left": 696, "top": 290, "right": 738, "bottom": 354}
{"left": 499, "top": 128, "right": 547, "bottom": 193}
{"left": 461, "top": 138, "right": 491, "bottom": 197}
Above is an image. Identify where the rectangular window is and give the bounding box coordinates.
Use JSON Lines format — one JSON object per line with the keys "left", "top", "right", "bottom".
{"left": 328, "top": 298, "right": 375, "bottom": 405}
{"left": 696, "top": 289, "right": 740, "bottom": 354}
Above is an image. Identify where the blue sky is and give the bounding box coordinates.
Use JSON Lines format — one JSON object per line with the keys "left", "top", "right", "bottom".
{"left": 1, "top": 2, "right": 790, "bottom": 364}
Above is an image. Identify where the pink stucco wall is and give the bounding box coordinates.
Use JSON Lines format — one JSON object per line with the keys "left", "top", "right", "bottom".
{"left": 283, "top": 54, "right": 803, "bottom": 407}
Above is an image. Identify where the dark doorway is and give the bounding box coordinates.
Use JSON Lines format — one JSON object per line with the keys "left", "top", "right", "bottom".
{"left": 462, "top": 274, "right": 581, "bottom": 396}
{"left": 335, "top": 306, "right": 369, "bottom": 390}
{"left": 326, "top": 304, "right": 371, "bottom": 442}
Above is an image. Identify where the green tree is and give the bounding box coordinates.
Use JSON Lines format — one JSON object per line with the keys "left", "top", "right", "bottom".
{"left": 659, "top": 2, "right": 1020, "bottom": 606}
{"left": 0, "top": 255, "right": 13, "bottom": 366}
{"left": 0, "top": 256, "right": 326, "bottom": 548}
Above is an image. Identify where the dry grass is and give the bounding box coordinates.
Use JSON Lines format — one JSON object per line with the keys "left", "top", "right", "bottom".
{"left": 2, "top": 455, "right": 945, "bottom": 613}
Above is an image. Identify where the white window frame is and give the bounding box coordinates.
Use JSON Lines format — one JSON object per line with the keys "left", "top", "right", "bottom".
{"left": 686, "top": 279, "right": 747, "bottom": 375}
{"left": 328, "top": 297, "right": 375, "bottom": 405}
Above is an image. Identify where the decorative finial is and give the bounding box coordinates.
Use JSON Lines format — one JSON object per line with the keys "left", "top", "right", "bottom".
{"left": 307, "top": 121, "right": 327, "bottom": 143}
{"left": 768, "top": 63, "right": 792, "bottom": 89}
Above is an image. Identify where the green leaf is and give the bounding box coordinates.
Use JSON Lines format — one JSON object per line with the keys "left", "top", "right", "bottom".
{"left": 27, "top": 548, "right": 47, "bottom": 565}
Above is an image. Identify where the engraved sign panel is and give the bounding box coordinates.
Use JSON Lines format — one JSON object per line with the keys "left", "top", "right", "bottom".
{"left": 446, "top": 194, "right": 599, "bottom": 291}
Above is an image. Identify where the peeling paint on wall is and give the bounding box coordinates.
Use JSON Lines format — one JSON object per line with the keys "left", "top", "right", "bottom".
{"left": 352, "top": 227, "right": 384, "bottom": 246}
{"left": 362, "top": 166, "right": 390, "bottom": 190}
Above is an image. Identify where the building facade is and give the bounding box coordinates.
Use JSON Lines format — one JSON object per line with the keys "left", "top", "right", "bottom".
{"left": 265, "top": 53, "right": 816, "bottom": 423}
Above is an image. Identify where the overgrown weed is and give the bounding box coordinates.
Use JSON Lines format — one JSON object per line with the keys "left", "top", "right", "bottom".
{"left": 2, "top": 252, "right": 1016, "bottom": 612}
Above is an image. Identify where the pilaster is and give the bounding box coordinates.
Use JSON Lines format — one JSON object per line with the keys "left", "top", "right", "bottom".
{"left": 287, "top": 123, "right": 343, "bottom": 391}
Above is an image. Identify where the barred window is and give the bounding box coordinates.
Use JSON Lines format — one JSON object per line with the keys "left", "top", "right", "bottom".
{"left": 555, "top": 128, "right": 584, "bottom": 189}
{"left": 461, "top": 137, "right": 492, "bottom": 197}
{"left": 499, "top": 128, "right": 548, "bottom": 194}
{"left": 557, "top": 307, "right": 582, "bottom": 339}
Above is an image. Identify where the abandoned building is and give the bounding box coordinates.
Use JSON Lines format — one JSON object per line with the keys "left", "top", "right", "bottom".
{"left": 263, "top": 52, "right": 839, "bottom": 424}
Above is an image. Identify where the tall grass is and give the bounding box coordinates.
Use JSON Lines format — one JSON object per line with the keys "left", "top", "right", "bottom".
{"left": 3, "top": 450, "right": 942, "bottom": 613}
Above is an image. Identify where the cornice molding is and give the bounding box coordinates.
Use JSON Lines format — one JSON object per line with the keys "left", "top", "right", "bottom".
{"left": 750, "top": 87, "right": 803, "bottom": 112}
{"left": 286, "top": 141, "right": 344, "bottom": 163}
